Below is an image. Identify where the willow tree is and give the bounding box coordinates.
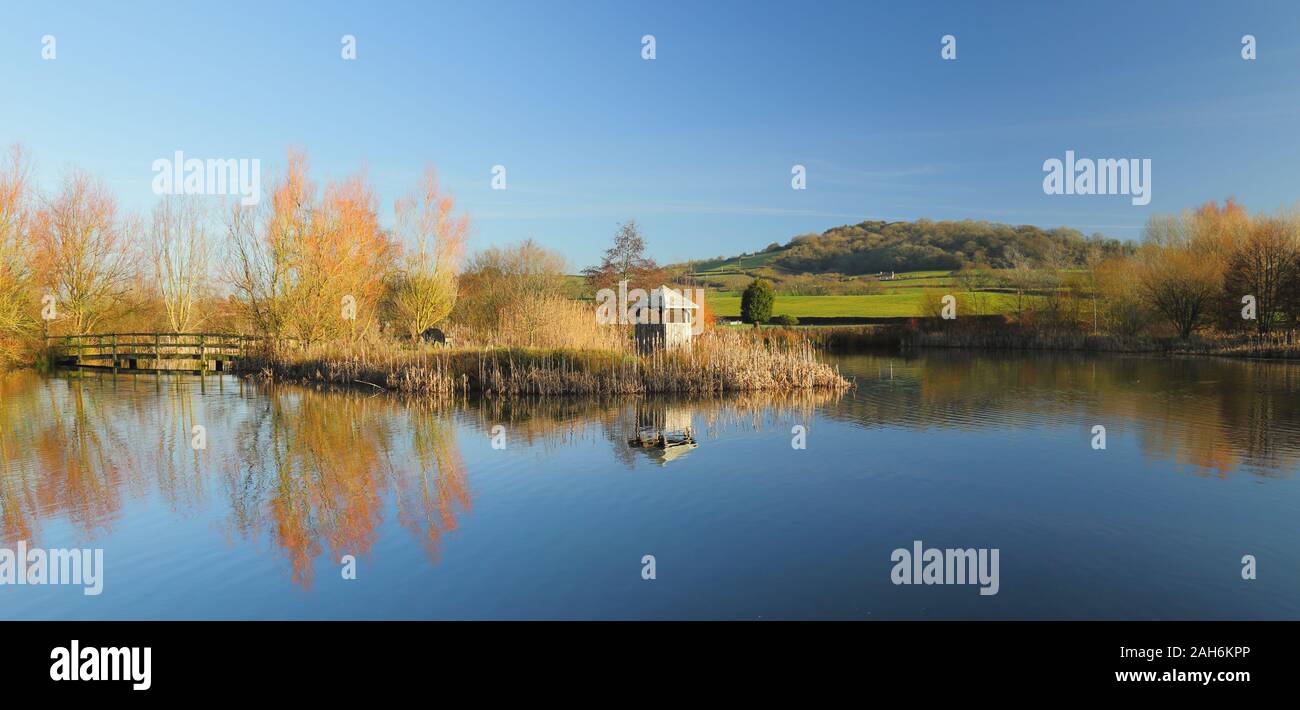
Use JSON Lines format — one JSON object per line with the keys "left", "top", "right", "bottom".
{"left": 390, "top": 168, "right": 468, "bottom": 341}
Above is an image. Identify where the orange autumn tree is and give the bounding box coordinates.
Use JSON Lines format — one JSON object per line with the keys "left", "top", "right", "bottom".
{"left": 228, "top": 150, "right": 396, "bottom": 345}
{"left": 311, "top": 171, "right": 395, "bottom": 343}
{"left": 29, "top": 171, "right": 137, "bottom": 335}
{"left": 1191, "top": 197, "right": 1250, "bottom": 256}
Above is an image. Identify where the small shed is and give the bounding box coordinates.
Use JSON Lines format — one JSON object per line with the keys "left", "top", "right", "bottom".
{"left": 634, "top": 285, "right": 700, "bottom": 353}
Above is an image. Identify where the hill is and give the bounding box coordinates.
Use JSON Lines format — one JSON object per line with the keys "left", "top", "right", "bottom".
{"left": 684, "top": 218, "right": 1132, "bottom": 278}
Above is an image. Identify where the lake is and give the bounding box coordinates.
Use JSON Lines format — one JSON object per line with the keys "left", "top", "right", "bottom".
{"left": 2, "top": 351, "right": 1298, "bottom": 619}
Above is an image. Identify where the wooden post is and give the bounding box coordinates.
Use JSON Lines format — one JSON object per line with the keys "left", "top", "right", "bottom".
{"left": 111, "top": 333, "right": 118, "bottom": 374}
{"left": 199, "top": 334, "right": 206, "bottom": 377}
{"left": 155, "top": 334, "right": 162, "bottom": 382}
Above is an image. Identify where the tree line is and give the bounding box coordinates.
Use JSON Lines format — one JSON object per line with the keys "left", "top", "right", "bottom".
{"left": 944, "top": 199, "right": 1300, "bottom": 340}
{"left": 0, "top": 146, "right": 471, "bottom": 366}
{"left": 0, "top": 144, "right": 679, "bottom": 365}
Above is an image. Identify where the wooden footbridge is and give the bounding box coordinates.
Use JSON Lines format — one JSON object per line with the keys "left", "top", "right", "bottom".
{"left": 47, "top": 333, "right": 257, "bottom": 375}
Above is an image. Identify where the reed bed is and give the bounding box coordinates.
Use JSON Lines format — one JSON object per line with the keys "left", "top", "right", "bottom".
{"left": 757, "top": 325, "right": 908, "bottom": 352}
{"left": 910, "top": 330, "right": 1179, "bottom": 353}
{"left": 1206, "top": 330, "right": 1300, "bottom": 359}
{"left": 241, "top": 329, "right": 850, "bottom": 396}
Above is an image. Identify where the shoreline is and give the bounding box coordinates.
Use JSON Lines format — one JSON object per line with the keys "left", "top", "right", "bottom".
{"left": 779, "top": 324, "right": 1300, "bottom": 361}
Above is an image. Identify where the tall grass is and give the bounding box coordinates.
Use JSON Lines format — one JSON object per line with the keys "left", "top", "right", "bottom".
{"left": 758, "top": 325, "right": 908, "bottom": 351}
{"left": 455, "top": 292, "right": 628, "bottom": 352}
{"left": 243, "top": 328, "right": 849, "bottom": 396}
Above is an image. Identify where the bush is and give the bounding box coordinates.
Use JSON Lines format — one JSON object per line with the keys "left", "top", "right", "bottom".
{"left": 771, "top": 314, "right": 799, "bottom": 327}
{"left": 740, "top": 278, "right": 775, "bottom": 325}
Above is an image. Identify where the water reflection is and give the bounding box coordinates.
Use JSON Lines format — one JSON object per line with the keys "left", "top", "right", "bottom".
{"left": 0, "top": 372, "right": 833, "bottom": 589}
{"left": 3, "top": 353, "right": 1299, "bottom": 602}
{"left": 628, "top": 401, "right": 699, "bottom": 466}
{"left": 830, "top": 351, "right": 1300, "bottom": 478}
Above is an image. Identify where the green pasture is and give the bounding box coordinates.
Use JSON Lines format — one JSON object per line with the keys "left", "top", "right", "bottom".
{"left": 708, "top": 290, "right": 1022, "bottom": 319}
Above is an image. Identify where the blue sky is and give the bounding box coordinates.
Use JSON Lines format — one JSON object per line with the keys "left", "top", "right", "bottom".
{"left": 2, "top": 0, "right": 1299, "bottom": 268}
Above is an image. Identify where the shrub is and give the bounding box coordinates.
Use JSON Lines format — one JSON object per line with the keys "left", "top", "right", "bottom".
{"left": 740, "top": 278, "right": 775, "bottom": 325}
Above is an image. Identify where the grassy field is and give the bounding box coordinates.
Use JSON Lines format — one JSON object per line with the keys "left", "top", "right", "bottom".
{"left": 568, "top": 266, "right": 1025, "bottom": 319}
{"left": 704, "top": 269, "right": 1022, "bottom": 319}
{"left": 709, "top": 291, "right": 1021, "bottom": 319}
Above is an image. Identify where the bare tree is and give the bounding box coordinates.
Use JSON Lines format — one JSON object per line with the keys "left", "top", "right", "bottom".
{"left": 0, "top": 145, "right": 34, "bottom": 360}
{"left": 226, "top": 199, "right": 284, "bottom": 339}
{"left": 582, "top": 220, "right": 662, "bottom": 290}
{"left": 150, "top": 197, "right": 212, "bottom": 333}
{"left": 1002, "top": 248, "right": 1038, "bottom": 319}
{"left": 1138, "top": 214, "right": 1222, "bottom": 340}
{"left": 1224, "top": 214, "right": 1300, "bottom": 333}
{"left": 30, "top": 171, "right": 137, "bottom": 334}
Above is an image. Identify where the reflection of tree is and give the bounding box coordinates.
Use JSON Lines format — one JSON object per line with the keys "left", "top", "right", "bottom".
{"left": 1, "top": 373, "right": 209, "bottom": 545}
{"left": 827, "top": 351, "right": 1300, "bottom": 477}
{"left": 395, "top": 407, "right": 470, "bottom": 563}
{"left": 152, "top": 375, "right": 211, "bottom": 513}
{"left": 7, "top": 349, "right": 1300, "bottom": 595}
{"left": 220, "top": 387, "right": 474, "bottom": 588}
{"left": 32, "top": 377, "right": 133, "bottom": 538}
{"left": 0, "top": 372, "right": 46, "bottom": 542}
{"left": 229, "top": 389, "right": 390, "bottom": 588}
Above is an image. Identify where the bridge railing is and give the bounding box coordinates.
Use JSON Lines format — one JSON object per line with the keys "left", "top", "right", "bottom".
{"left": 46, "top": 332, "right": 261, "bottom": 373}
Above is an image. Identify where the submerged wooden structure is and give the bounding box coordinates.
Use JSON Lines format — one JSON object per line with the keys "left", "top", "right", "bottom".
{"left": 47, "top": 333, "right": 254, "bottom": 375}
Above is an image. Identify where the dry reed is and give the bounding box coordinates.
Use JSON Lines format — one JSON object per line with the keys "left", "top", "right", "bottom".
{"left": 242, "top": 329, "right": 849, "bottom": 397}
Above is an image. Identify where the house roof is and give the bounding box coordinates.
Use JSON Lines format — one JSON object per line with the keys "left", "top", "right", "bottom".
{"left": 650, "top": 285, "right": 701, "bottom": 310}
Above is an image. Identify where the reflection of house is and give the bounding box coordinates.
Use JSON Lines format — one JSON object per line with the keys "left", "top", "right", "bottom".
{"left": 634, "top": 286, "right": 699, "bottom": 353}
{"left": 634, "top": 438, "right": 698, "bottom": 465}
{"left": 627, "top": 401, "right": 698, "bottom": 466}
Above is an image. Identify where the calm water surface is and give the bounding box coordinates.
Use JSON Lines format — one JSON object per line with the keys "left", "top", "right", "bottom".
{"left": 2, "top": 351, "right": 1299, "bottom": 619}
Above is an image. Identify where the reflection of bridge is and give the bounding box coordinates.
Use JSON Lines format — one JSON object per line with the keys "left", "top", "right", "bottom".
{"left": 47, "top": 333, "right": 254, "bottom": 375}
